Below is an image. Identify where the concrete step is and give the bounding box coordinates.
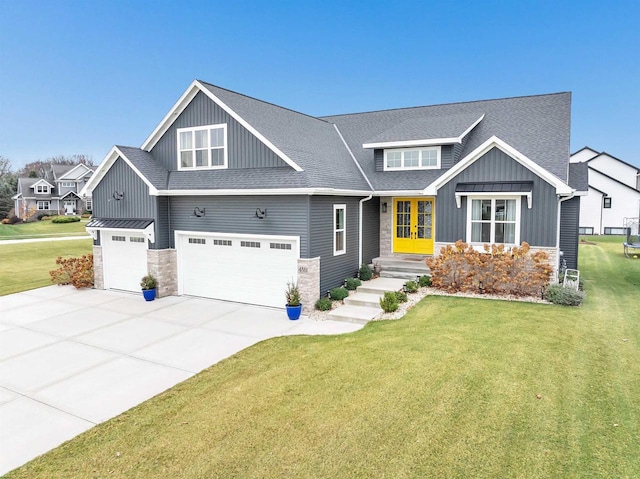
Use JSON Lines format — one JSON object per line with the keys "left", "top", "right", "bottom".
{"left": 380, "top": 270, "right": 426, "bottom": 281}
{"left": 357, "top": 277, "right": 406, "bottom": 295}
{"left": 344, "top": 292, "right": 383, "bottom": 308}
{"left": 327, "top": 304, "right": 381, "bottom": 324}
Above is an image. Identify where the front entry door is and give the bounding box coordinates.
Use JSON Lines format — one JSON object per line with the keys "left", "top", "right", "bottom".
{"left": 393, "top": 198, "right": 434, "bottom": 254}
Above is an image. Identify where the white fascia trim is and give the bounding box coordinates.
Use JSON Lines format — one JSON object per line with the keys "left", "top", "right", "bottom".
{"left": 573, "top": 190, "right": 589, "bottom": 196}
{"left": 455, "top": 191, "right": 532, "bottom": 209}
{"left": 80, "top": 146, "right": 159, "bottom": 197}
{"left": 11, "top": 193, "right": 22, "bottom": 200}
{"left": 58, "top": 163, "right": 94, "bottom": 180}
{"left": 373, "top": 190, "right": 427, "bottom": 196}
{"left": 362, "top": 114, "right": 485, "bottom": 149}
{"left": 156, "top": 188, "right": 373, "bottom": 196}
{"left": 32, "top": 179, "right": 55, "bottom": 189}
{"left": 87, "top": 224, "right": 155, "bottom": 244}
{"left": 423, "top": 136, "right": 574, "bottom": 196}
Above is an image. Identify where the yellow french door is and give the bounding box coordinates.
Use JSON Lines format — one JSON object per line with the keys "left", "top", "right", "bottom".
{"left": 393, "top": 198, "right": 434, "bottom": 254}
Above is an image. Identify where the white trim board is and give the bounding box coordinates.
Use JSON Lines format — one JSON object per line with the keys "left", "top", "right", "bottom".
{"left": 423, "top": 136, "right": 574, "bottom": 196}
{"left": 57, "top": 163, "right": 94, "bottom": 180}
{"left": 140, "top": 80, "right": 303, "bottom": 172}
{"left": 156, "top": 188, "right": 374, "bottom": 197}
{"left": 80, "top": 146, "right": 159, "bottom": 197}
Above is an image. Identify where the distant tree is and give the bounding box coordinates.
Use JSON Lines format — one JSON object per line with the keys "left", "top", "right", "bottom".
{"left": 17, "top": 154, "right": 95, "bottom": 178}
{"left": 28, "top": 171, "right": 38, "bottom": 178}
{"left": 0, "top": 156, "right": 17, "bottom": 219}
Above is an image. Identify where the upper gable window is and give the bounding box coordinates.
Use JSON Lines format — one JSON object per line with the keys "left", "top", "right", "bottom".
{"left": 384, "top": 146, "right": 441, "bottom": 171}
{"left": 36, "top": 185, "right": 49, "bottom": 194}
{"left": 177, "top": 124, "right": 227, "bottom": 170}
{"left": 60, "top": 181, "right": 75, "bottom": 188}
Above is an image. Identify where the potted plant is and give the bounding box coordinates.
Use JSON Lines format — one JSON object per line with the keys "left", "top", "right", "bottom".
{"left": 285, "top": 280, "right": 302, "bottom": 320}
{"left": 140, "top": 274, "right": 158, "bottom": 301}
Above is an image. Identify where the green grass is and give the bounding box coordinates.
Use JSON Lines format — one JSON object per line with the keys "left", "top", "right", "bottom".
{"left": 0, "top": 240, "right": 93, "bottom": 295}
{"left": 6, "top": 238, "right": 640, "bottom": 478}
{"left": 0, "top": 219, "right": 89, "bottom": 239}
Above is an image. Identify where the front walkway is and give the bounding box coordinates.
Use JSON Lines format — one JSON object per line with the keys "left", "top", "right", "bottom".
{"left": 0, "top": 286, "right": 362, "bottom": 475}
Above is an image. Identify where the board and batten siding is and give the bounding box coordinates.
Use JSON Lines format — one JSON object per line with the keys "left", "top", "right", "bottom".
{"left": 309, "top": 196, "right": 362, "bottom": 294}
{"left": 436, "top": 147, "right": 558, "bottom": 247}
{"left": 559, "top": 196, "right": 580, "bottom": 269}
{"left": 151, "top": 91, "right": 287, "bottom": 172}
{"left": 168, "top": 195, "right": 310, "bottom": 257}
{"left": 92, "top": 157, "right": 158, "bottom": 247}
{"left": 361, "top": 197, "right": 380, "bottom": 264}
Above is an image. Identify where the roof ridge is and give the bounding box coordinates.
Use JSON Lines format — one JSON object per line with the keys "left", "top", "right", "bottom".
{"left": 197, "top": 80, "right": 330, "bottom": 125}
{"left": 321, "top": 91, "right": 572, "bottom": 118}
{"left": 589, "top": 166, "right": 640, "bottom": 192}
{"left": 588, "top": 151, "right": 640, "bottom": 172}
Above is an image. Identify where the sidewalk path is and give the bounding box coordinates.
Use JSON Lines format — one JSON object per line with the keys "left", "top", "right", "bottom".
{"left": 0, "top": 236, "right": 90, "bottom": 245}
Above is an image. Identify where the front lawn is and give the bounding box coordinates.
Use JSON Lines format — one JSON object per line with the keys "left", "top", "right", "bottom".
{"left": 0, "top": 239, "right": 93, "bottom": 295}
{"left": 6, "top": 238, "right": 640, "bottom": 478}
{"left": 0, "top": 219, "right": 89, "bottom": 239}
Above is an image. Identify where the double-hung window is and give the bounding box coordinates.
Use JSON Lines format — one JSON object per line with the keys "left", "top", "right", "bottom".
{"left": 334, "top": 204, "right": 346, "bottom": 255}
{"left": 36, "top": 200, "right": 50, "bottom": 210}
{"left": 384, "top": 147, "right": 440, "bottom": 170}
{"left": 467, "top": 197, "right": 520, "bottom": 245}
{"left": 177, "top": 124, "right": 227, "bottom": 170}
{"left": 60, "top": 181, "right": 75, "bottom": 188}
{"left": 36, "top": 185, "right": 49, "bottom": 194}
{"left": 603, "top": 197, "right": 612, "bottom": 208}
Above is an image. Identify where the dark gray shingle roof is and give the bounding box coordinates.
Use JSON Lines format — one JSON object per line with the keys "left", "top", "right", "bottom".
{"left": 568, "top": 162, "right": 588, "bottom": 191}
{"left": 455, "top": 181, "right": 533, "bottom": 193}
{"left": 87, "top": 218, "right": 154, "bottom": 229}
{"left": 322, "top": 92, "right": 572, "bottom": 192}
{"left": 116, "top": 146, "right": 169, "bottom": 190}
{"left": 364, "top": 113, "right": 483, "bottom": 145}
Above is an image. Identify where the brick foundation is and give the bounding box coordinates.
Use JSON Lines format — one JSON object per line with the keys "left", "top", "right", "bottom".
{"left": 147, "top": 249, "right": 177, "bottom": 297}
{"left": 93, "top": 245, "right": 104, "bottom": 290}
{"left": 297, "top": 257, "right": 320, "bottom": 314}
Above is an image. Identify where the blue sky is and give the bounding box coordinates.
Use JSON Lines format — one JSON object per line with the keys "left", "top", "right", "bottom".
{"left": 1, "top": 0, "right": 638, "bottom": 168}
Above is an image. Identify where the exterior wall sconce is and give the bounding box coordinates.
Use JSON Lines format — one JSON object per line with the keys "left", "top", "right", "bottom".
{"left": 112, "top": 191, "right": 124, "bottom": 201}
{"left": 194, "top": 207, "right": 205, "bottom": 217}
{"left": 255, "top": 208, "right": 267, "bottom": 219}
{"left": 381, "top": 202, "right": 387, "bottom": 213}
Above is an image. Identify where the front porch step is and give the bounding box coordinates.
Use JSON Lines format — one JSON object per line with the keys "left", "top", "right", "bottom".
{"left": 372, "top": 256, "right": 431, "bottom": 281}
{"left": 327, "top": 305, "right": 381, "bottom": 324}
{"left": 356, "top": 277, "right": 406, "bottom": 295}
{"left": 344, "top": 292, "right": 383, "bottom": 308}
{"left": 380, "top": 270, "right": 426, "bottom": 280}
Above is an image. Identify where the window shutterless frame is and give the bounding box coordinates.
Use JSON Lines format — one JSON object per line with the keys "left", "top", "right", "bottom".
{"left": 176, "top": 123, "right": 228, "bottom": 171}
{"left": 333, "top": 204, "right": 346, "bottom": 255}
{"left": 383, "top": 146, "right": 441, "bottom": 171}
{"left": 465, "top": 196, "right": 521, "bottom": 246}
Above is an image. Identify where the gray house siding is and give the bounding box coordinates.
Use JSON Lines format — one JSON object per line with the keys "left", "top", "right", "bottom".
{"left": 155, "top": 196, "right": 171, "bottom": 250}
{"left": 559, "top": 196, "right": 580, "bottom": 270}
{"left": 436, "top": 147, "right": 558, "bottom": 247}
{"left": 168, "top": 195, "right": 310, "bottom": 257}
{"left": 151, "top": 91, "right": 287, "bottom": 171}
{"left": 309, "top": 196, "right": 362, "bottom": 294}
{"left": 92, "top": 157, "right": 158, "bottom": 247}
{"left": 362, "top": 197, "right": 380, "bottom": 264}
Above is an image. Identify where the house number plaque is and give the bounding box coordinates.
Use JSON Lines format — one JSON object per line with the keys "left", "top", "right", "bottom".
{"left": 298, "top": 266, "right": 308, "bottom": 274}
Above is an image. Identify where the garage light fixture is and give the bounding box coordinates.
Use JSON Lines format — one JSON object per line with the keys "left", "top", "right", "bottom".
{"left": 381, "top": 202, "right": 387, "bottom": 213}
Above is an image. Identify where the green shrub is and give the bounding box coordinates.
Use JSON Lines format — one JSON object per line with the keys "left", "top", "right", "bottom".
{"left": 404, "top": 281, "right": 418, "bottom": 293}
{"left": 359, "top": 263, "right": 373, "bottom": 281}
{"left": 418, "top": 275, "right": 432, "bottom": 287}
{"left": 379, "top": 291, "right": 398, "bottom": 313}
{"left": 394, "top": 291, "right": 408, "bottom": 303}
{"left": 344, "top": 277, "right": 362, "bottom": 291}
{"left": 51, "top": 216, "right": 81, "bottom": 223}
{"left": 315, "top": 297, "right": 332, "bottom": 311}
{"left": 285, "top": 281, "right": 301, "bottom": 306}
{"left": 329, "top": 287, "right": 349, "bottom": 301}
{"left": 140, "top": 274, "right": 158, "bottom": 290}
{"left": 544, "top": 284, "right": 585, "bottom": 306}
{"left": 37, "top": 213, "right": 49, "bottom": 221}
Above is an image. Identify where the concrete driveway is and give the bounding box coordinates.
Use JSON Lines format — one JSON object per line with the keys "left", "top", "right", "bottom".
{"left": 0, "top": 286, "right": 362, "bottom": 475}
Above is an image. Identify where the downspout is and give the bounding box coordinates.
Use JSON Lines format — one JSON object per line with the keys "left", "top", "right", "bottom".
{"left": 556, "top": 192, "right": 576, "bottom": 274}
{"left": 333, "top": 124, "right": 375, "bottom": 268}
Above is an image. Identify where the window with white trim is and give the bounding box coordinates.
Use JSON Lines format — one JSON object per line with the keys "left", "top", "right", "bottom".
{"left": 177, "top": 124, "right": 227, "bottom": 170}
{"left": 384, "top": 147, "right": 440, "bottom": 171}
{"left": 467, "top": 197, "right": 520, "bottom": 245}
{"left": 36, "top": 185, "right": 49, "bottom": 194}
{"left": 60, "top": 181, "right": 75, "bottom": 188}
{"left": 85, "top": 198, "right": 92, "bottom": 210}
{"left": 36, "top": 200, "right": 50, "bottom": 210}
{"left": 333, "top": 204, "right": 346, "bottom": 255}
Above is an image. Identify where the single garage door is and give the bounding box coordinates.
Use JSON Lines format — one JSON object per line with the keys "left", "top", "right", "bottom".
{"left": 103, "top": 231, "right": 148, "bottom": 292}
{"left": 178, "top": 232, "right": 299, "bottom": 308}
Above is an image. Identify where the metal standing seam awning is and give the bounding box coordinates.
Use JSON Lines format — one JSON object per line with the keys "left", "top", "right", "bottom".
{"left": 85, "top": 218, "right": 155, "bottom": 243}
{"left": 454, "top": 181, "right": 534, "bottom": 208}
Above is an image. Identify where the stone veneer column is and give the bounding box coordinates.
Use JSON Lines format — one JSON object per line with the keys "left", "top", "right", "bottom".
{"left": 93, "top": 245, "right": 104, "bottom": 290}
{"left": 379, "top": 196, "right": 393, "bottom": 257}
{"left": 147, "top": 249, "right": 177, "bottom": 298}
{"left": 297, "top": 257, "right": 320, "bottom": 314}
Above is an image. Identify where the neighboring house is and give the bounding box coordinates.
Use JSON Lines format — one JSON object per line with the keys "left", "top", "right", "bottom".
{"left": 12, "top": 163, "right": 94, "bottom": 219}
{"left": 570, "top": 147, "right": 640, "bottom": 235}
{"left": 82, "top": 80, "right": 584, "bottom": 310}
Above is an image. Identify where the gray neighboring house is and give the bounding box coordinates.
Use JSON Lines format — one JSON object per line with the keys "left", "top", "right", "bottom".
{"left": 82, "top": 80, "right": 586, "bottom": 310}
{"left": 13, "top": 163, "right": 94, "bottom": 218}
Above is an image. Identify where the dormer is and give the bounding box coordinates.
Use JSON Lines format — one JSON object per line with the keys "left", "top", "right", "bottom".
{"left": 363, "top": 113, "right": 484, "bottom": 172}
{"left": 32, "top": 179, "right": 54, "bottom": 195}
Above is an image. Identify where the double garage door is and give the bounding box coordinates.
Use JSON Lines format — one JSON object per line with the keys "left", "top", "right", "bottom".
{"left": 177, "top": 232, "right": 299, "bottom": 308}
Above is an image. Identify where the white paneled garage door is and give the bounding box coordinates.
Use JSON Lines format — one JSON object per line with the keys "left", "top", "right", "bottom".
{"left": 177, "top": 232, "right": 299, "bottom": 308}
{"left": 103, "top": 231, "right": 148, "bottom": 292}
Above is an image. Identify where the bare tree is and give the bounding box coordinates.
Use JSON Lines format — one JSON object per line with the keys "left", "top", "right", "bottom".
{"left": 0, "top": 156, "right": 12, "bottom": 179}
